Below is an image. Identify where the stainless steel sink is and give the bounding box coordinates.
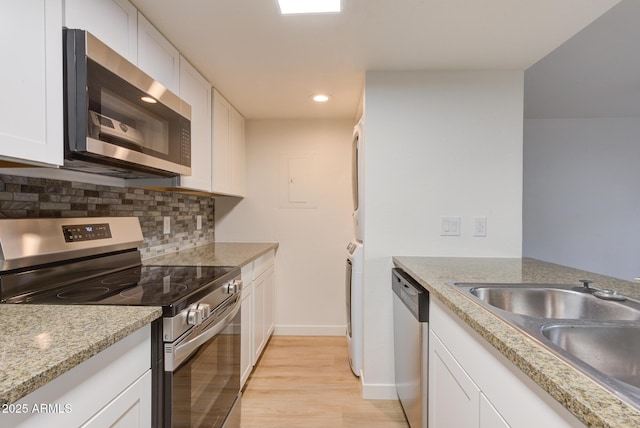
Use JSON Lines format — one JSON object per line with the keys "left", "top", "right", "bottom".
{"left": 453, "top": 282, "right": 640, "bottom": 409}
{"left": 541, "top": 323, "right": 640, "bottom": 391}
{"left": 469, "top": 285, "right": 640, "bottom": 321}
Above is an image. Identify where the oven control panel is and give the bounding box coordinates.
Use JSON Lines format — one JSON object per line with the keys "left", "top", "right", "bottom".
{"left": 62, "top": 223, "right": 112, "bottom": 242}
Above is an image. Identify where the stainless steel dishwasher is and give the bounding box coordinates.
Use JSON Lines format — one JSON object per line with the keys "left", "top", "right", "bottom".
{"left": 392, "top": 268, "right": 429, "bottom": 428}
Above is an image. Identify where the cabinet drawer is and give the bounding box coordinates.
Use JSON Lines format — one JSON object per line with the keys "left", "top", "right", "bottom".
{"left": 253, "top": 250, "right": 275, "bottom": 279}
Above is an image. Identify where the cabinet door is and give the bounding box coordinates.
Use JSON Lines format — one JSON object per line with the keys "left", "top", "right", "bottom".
{"left": 264, "top": 266, "right": 275, "bottom": 337}
{"left": 0, "top": 0, "right": 63, "bottom": 166}
{"left": 81, "top": 371, "right": 152, "bottom": 428}
{"left": 480, "top": 392, "right": 511, "bottom": 428}
{"left": 137, "top": 12, "right": 179, "bottom": 94}
{"left": 212, "top": 89, "right": 232, "bottom": 194}
{"left": 3, "top": 326, "right": 150, "bottom": 427}
{"left": 429, "top": 330, "right": 480, "bottom": 428}
{"left": 64, "top": 0, "right": 138, "bottom": 64}
{"left": 252, "top": 272, "right": 266, "bottom": 364}
{"left": 241, "top": 282, "right": 254, "bottom": 388}
{"left": 179, "top": 56, "right": 212, "bottom": 192}
{"left": 230, "top": 106, "right": 246, "bottom": 196}
{"left": 64, "top": 0, "right": 138, "bottom": 63}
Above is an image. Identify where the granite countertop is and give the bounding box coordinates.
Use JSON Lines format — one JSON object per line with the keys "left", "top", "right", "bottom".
{"left": 392, "top": 257, "right": 640, "bottom": 428}
{"left": 143, "top": 242, "right": 278, "bottom": 267}
{"left": 0, "top": 242, "right": 276, "bottom": 407}
{"left": 0, "top": 305, "right": 161, "bottom": 406}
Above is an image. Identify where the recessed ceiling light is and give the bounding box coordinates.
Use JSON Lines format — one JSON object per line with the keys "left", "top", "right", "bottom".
{"left": 312, "top": 94, "right": 331, "bottom": 103}
{"left": 278, "top": 0, "right": 341, "bottom": 15}
{"left": 141, "top": 96, "right": 157, "bottom": 104}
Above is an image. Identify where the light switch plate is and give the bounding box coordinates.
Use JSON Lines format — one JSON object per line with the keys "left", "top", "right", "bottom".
{"left": 441, "top": 216, "right": 461, "bottom": 236}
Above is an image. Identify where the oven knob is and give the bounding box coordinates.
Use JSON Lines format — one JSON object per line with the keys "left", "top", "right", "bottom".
{"left": 224, "top": 279, "right": 243, "bottom": 294}
{"left": 223, "top": 281, "right": 235, "bottom": 294}
{"left": 186, "top": 309, "right": 203, "bottom": 326}
{"left": 196, "top": 303, "right": 211, "bottom": 318}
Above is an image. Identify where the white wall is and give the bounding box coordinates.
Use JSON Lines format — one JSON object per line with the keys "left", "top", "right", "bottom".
{"left": 215, "top": 119, "right": 354, "bottom": 335}
{"left": 362, "top": 71, "right": 524, "bottom": 398}
{"left": 523, "top": 117, "right": 640, "bottom": 280}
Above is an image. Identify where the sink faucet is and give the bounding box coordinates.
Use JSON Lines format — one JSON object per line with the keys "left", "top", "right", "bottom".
{"left": 579, "top": 279, "right": 594, "bottom": 289}
{"left": 578, "top": 279, "right": 627, "bottom": 301}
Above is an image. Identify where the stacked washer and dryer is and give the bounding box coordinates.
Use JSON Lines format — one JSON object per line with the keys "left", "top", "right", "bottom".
{"left": 346, "top": 119, "right": 364, "bottom": 377}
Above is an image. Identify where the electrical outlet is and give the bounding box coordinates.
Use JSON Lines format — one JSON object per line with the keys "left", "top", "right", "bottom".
{"left": 196, "top": 215, "right": 202, "bottom": 230}
{"left": 441, "top": 217, "right": 461, "bottom": 236}
{"left": 473, "top": 217, "right": 487, "bottom": 237}
{"left": 163, "top": 216, "right": 170, "bottom": 234}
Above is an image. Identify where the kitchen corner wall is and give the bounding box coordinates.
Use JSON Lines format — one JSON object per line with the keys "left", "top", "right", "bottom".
{"left": 0, "top": 174, "right": 214, "bottom": 259}
{"left": 215, "top": 119, "right": 354, "bottom": 335}
{"left": 363, "top": 71, "right": 524, "bottom": 399}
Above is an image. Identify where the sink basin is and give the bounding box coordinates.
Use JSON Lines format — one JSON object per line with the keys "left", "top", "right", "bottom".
{"left": 453, "top": 282, "right": 640, "bottom": 409}
{"left": 541, "top": 323, "right": 640, "bottom": 391}
{"left": 469, "top": 286, "right": 640, "bottom": 321}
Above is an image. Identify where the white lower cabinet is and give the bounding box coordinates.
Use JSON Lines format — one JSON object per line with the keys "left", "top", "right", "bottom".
{"left": 3, "top": 326, "right": 151, "bottom": 428}
{"left": 429, "top": 298, "right": 586, "bottom": 428}
{"left": 430, "top": 335, "right": 509, "bottom": 428}
{"left": 240, "top": 264, "right": 254, "bottom": 389}
{"left": 429, "top": 331, "right": 479, "bottom": 428}
{"left": 252, "top": 251, "right": 275, "bottom": 363}
{"left": 480, "top": 392, "right": 511, "bottom": 428}
{"left": 263, "top": 265, "right": 275, "bottom": 338}
{"left": 239, "top": 250, "right": 276, "bottom": 386}
{"left": 81, "top": 371, "right": 151, "bottom": 428}
{"left": 252, "top": 269, "right": 266, "bottom": 364}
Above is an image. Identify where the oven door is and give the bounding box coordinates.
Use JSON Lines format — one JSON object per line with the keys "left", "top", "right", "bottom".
{"left": 164, "top": 296, "right": 241, "bottom": 428}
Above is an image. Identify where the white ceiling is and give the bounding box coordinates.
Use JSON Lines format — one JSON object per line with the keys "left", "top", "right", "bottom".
{"left": 131, "top": 0, "right": 621, "bottom": 120}
{"left": 525, "top": 0, "right": 640, "bottom": 119}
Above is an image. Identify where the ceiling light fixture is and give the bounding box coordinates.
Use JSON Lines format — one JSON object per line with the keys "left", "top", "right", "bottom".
{"left": 312, "top": 94, "right": 331, "bottom": 103}
{"left": 278, "top": 0, "right": 341, "bottom": 15}
{"left": 141, "top": 96, "right": 157, "bottom": 104}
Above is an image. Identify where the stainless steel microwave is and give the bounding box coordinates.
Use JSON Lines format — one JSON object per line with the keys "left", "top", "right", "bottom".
{"left": 63, "top": 29, "right": 192, "bottom": 178}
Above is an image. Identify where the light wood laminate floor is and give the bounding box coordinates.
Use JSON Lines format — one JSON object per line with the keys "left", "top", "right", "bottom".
{"left": 240, "top": 336, "right": 409, "bottom": 427}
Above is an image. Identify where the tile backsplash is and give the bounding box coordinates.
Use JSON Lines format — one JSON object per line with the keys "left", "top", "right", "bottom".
{"left": 0, "top": 174, "right": 214, "bottom": 259}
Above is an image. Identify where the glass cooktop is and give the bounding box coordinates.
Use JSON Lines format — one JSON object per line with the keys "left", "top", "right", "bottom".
{"left": 8, "top": 265, "right": 239, "bottom": 317}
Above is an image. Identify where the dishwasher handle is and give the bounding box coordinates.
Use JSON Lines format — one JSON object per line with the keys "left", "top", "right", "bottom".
{"left": 392, "top": 268, "right": 429, "bottom": 322}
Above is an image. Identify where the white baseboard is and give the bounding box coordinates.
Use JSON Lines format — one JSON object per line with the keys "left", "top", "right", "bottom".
{"left": 361, "top": 381, "right": 398, "bottom": 400}
{"left": 273, "top": 324, "right": 346, "bottom": 336}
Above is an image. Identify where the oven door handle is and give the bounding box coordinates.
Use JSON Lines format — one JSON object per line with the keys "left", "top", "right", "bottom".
{"left": 165, "top": 298, "right": 241, "bottom": 372}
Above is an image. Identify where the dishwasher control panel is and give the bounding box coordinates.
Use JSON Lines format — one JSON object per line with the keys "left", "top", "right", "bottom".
{"left": 392, "top": 268, "right": 429, "bottom": 322}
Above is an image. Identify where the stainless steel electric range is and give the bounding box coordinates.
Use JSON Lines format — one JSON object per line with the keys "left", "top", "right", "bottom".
{"left": 0, "top": 217, "right": 242, "bottom": 428}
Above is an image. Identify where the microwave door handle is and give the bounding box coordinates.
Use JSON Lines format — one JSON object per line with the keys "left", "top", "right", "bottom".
{"left": 168, "top": 299, "right": 241, "bottom": 371}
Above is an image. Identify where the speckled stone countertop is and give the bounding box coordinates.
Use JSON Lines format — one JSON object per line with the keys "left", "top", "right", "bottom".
{"left": 143, "top": 242, "right": 278, "bottom": 267}
{"left": 0, "top": 243, "right": 275, "bottom": 407}
{"left": 0, "top": 305, "right": 161, "bottom": 406}
{"left": 392, "top": 257, "right": 640, "bottom": 428}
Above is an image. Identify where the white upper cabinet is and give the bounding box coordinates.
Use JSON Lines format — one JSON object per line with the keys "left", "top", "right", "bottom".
{"left": 137, "top": 12, "right": 180, "bottom": 94}
{"left": 212, "top": 89, "right": 246, "bottom": 197}
{"left": 64, "top": 0, "right": 138, "bottom": 63}
{"left": 0, "top": 0, "right": 63, "bottom": 167}
{"left": 179, "top": 56, "right": 212, "bottom": 192}
{"left": 212, "top": 90, "right": 232, "bottom": 194}
{"left": 231, "top": 106, "right": 247, "bottom": 196}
